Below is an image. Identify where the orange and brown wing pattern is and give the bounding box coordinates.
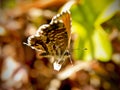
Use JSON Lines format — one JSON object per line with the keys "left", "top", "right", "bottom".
{"left": 51, "top": 11, "right": 71, "bottom": 48}
{"left": 25, "top": 11, "right": 71, "bottom": 55}
{"left": 24, "top": 11, "right": 71, "bottom": 70}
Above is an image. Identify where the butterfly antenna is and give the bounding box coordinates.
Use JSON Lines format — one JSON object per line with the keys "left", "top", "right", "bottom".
{"left": 72, "top": 48, "right": 88, "bottom": 51}
{"left": 83, "top": 48, "right": 88, "bottom": 50}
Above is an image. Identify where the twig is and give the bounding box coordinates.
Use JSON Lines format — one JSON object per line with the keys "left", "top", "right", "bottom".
{"left": 57, "top": 61, "right": 90, "bottom": 80}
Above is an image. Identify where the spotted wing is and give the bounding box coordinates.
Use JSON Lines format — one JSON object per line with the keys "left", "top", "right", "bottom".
{"left": 24, "top": 24, "right": 50, "bottom": 53}
{"left": 25, "top": 11, "right": 71, "bottom": 56}
{"left": 51, "top": 11, "right": 71, "bottom": 49}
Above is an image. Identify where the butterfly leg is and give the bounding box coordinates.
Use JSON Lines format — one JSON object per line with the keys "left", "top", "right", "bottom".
{"left": 64, "top": 50, "right": 73, "bottom": 65}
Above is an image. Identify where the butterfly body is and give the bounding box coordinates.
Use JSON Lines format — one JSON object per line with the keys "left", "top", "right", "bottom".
{"left": 25, "top": 11, "right": 71, "bottom": 70}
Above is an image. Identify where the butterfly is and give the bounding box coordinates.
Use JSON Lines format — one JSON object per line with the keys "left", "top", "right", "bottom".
{"left": 24, "top": 11, "right": 71, "bottom": 71}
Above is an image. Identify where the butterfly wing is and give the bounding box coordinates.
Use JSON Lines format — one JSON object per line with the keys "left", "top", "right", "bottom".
{"left": 25, "top": 11, "right": 71, "bottom": 71}
{"left": 25, "top": 11, "right": 71, "bottom": 56}
{"left": 51, "top": 11, "right": 71, "bottom": 49}
{"left": 24, "top": 24, "right": 50, "bottom": 53}
{"left": 61, "top": 11, "right": 71, "bottom": 49}
{"left": 50, "top": 11, "right": 71, "bottom": 71}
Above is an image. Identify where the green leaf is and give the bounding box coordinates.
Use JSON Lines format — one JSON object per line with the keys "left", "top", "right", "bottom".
{"left": 95, "top": 0, "right": 120, "bottom": 26}
{"left": 63, "top": 0, "right": 119, "bottom": 62}
{"left": 92, "top": 26, "right": 112, "bottom": 61}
